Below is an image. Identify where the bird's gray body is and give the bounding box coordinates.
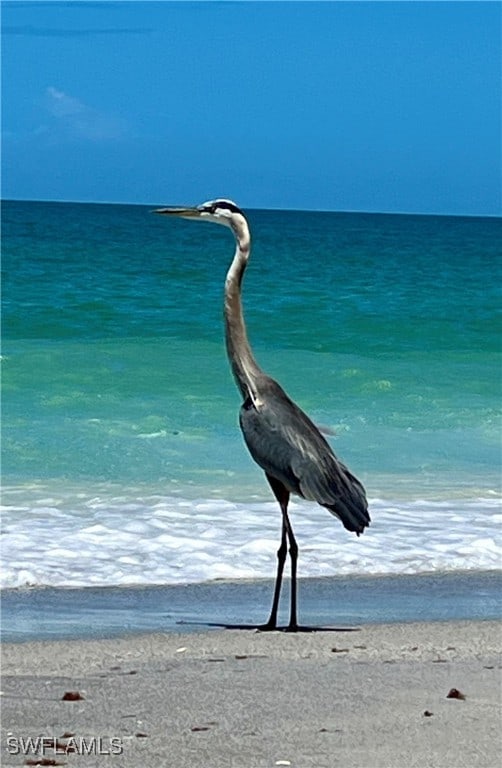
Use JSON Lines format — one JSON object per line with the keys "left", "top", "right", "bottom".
{"left": 239, "top": 373, "right": 368, "bottom": 535}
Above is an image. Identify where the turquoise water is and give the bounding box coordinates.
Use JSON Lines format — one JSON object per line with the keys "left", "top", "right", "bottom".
{"left": 1, "top": 200, "right": 501, "bottom": 588}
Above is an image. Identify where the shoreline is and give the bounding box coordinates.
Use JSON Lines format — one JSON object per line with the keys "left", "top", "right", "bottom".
{"left": 2, "top": 619, "right": 501, "bottom": 767}
{"left": 1, "top": 570, "right": 501, "bottom": 644}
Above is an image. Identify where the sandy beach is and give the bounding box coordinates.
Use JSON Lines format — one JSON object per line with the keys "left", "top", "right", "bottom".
{"left": 1, "top": 619, "right": 500, "bottom": 767}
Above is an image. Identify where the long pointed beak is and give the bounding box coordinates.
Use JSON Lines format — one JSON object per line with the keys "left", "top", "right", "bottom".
{"left": 153, "top": 206, "right": 201, "bottom": 218}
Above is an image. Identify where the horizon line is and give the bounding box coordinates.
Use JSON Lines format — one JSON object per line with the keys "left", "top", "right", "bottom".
{"left": 2, "top": 197, "right": 500, "bottom": 219}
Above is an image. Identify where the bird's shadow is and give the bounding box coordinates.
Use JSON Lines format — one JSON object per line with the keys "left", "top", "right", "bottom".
{"left": 176, "top": 620, "right": 360, "bottom": 633}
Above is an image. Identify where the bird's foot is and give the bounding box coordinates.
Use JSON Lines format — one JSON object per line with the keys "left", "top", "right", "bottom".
{"left": 263, "top": 623, "right": 360, "bottom": 633}
{"left": 256, "top": 621, "right": 303, "bottom": 633}
{"left": 255, "top": 621, "right": 279, "bottom": 632}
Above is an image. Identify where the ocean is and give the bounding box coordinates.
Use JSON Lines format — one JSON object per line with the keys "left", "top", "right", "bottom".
{"left": 2, "top": 200, "right": 501, "bottom": 593}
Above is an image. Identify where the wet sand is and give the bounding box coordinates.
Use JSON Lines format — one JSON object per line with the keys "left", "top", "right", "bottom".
{"left": 1, "top": 619, "right": 501, "bottom": 767}
{"left": 3, "top": 570, "right": 501, "bottom": 642}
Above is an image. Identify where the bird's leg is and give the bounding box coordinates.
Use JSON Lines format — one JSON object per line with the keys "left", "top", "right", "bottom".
{"left": 283, "top": 508, "right": 299, "bottom": 631}
{"left": 262, "top": 514, "right": 287, "bottom": 630}
{"left": 261, "top": 474, "right": 290, "bottom": 631}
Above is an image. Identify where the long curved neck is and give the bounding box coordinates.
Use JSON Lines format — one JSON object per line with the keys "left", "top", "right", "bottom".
{"left": 224, "top": 216, "right": 263, "bottom": 402}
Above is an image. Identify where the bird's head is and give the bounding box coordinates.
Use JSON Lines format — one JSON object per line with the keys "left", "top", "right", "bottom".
{"left": 154, "top": 198, "right": 244, "bottom": 229}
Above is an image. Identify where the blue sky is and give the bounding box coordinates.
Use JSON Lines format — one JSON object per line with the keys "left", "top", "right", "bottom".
{"left": 2, "top": 1, "right": 501, "bottom": 214}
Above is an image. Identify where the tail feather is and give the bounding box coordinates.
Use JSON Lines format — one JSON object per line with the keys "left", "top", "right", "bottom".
{"left": 324, "top": 474, "right": 370, "bottom": 535}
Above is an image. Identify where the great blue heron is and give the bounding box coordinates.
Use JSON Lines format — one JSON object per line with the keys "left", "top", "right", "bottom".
{"left": 155, "top": 199, "right": 370, "bottom": 631}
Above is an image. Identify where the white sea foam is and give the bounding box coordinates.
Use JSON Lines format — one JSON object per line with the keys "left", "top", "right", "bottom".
{"left": 0, "top": 487, "right": 500, "bottom": 588}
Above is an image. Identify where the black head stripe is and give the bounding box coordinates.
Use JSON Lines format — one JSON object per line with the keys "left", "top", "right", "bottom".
{"left": 217, "top": 200, "right": 242, "bottom": 214}
{"left": 202, "top": 199, "right": 243, "bottom": 215}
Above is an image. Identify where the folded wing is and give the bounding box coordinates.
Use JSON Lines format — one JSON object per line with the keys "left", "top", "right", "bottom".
{"left": 239, "top": 376, "right": 370, "bottom": 535}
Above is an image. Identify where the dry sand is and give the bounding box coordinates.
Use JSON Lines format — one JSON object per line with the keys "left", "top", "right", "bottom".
{"left": 1, "top": 620, "right": 501, "bottom": 767}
